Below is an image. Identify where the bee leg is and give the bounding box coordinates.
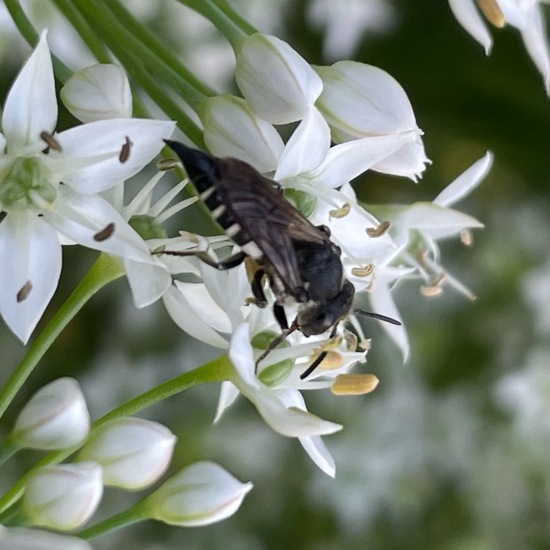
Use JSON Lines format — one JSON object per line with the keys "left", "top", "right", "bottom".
{"left": 299, "top": 351, "right": 327, "bottom": 379}
{"left": 250, "top": 269, "right": 268, "bottom": 308}
{"left": 158, "top": 249, "right": 247, "bottom": 270}
{"left": 273, "top": 303, "right": 289, "bottom": 330}
{"left": 300, "top": 324, "right": 339, "bottom": 379}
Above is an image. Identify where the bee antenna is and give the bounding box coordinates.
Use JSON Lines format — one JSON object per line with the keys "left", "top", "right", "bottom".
{"left": 354, "top": 309, "right": 401, "bottom": 326}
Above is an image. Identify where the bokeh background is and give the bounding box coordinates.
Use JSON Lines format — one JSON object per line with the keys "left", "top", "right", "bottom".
{"left": 1, "top": 1, "right": 549, "bottom": 549}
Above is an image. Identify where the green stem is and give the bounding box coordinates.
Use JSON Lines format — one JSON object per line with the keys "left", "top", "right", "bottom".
{"left": 0, "top": 254, "right": 124, "bottom": 421}
{"left": 177, "top": 0, "right": 250, "bottom": 52}
{"left": 74, "top": 0, "right": 211, "bottom": 109}
{"left": 0, "top": 440, "right": 18, "bottom": 468}
{"left": 210, "top": 0, "right": 258, "bottom": 36}
{"left": 0, "top": 355, "right": 234, "bottom": 515}
{"left": 77, "top": 499, "right": 149, "bottom": 539}
{"left": 106, "top": 0, "right": 215, "bottom": 98}
{"left": 69, "top": 0, "right": 205, "bottom": 147}
{"left": 4, "top": 0, "right": 73, "bottom": 82}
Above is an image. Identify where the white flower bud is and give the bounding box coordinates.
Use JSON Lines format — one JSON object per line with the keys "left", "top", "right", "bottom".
{"left": 202, "top": 94, "right": 284, "bottom": 173}
{"left": 0, "top": 527, "right": 94, "bottom": 550}
{"left": 78, "top": 417, "right": 176, "bottom": 490}
{"left": 316, "top": 61, "right": 429, "bottom": 180}
{"left": 235, "top": 33, "right": 323, "bottom": 124}
{"left": 61, "top": 64, "right": 132, "bottom": 122}
{"left": 146, "top": 461, "right": 253, "bottom": 527}
{"left": 12, "top": 378, "right": 90, "bottom": 450}
{"left": 22, "top": 462, "right": 103, "bottom": 531}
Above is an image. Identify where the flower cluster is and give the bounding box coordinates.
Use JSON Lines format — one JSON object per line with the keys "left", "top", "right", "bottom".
{"left": 5, "top": 378, "right": 251, "bottom": 540}
{"left": 152, "top": 32, "right": 492, "bottom": 474}
{"left": 0, "top": 3, "right": 500, "bottom": 544}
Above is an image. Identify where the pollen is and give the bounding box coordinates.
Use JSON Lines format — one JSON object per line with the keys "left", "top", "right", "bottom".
{"left": 316, "top": 351, "right": 345, "bottom": 370}
{"left": 119, "top": 136, "right": 132, "bottom": 163}
{"left": 366, "top": 220, "right": 390, "bottom": 238}
{"left": 352, "top": 264, "right": 374, "bottom": 277}
{"left": 461, "top": 229, "right": 473, "bottom": 246}
{"left": 40, "top": 131, "right": 63, "bottom": 153}
{"left": 476, "top": 0, "right": 505, "bottom": 28}
{"left": 329, "top": 202, "right": 351, "bottom": 218}
{"left": 331, "top": 374, "right": 379, "bottom": 396}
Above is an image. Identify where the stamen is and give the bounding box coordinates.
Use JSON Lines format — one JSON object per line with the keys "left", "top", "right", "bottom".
{"left": 156, "top": 158, "right": 180, "bottom": 171}
{"left": 460, "top": 229, "right": 473, "bottom": 246}
{"left": 359, "top": 338, "right": 371, "bottom": 351}
{"left": 40, "top": 131, "right": 62, "bottom": 153}
{"left": 16, "top": 280, "right": 33, "bottom": 302}
{"left": 352, "top": 264, "right": 374, "bottom": 277}
{"left": 366, "top": 220, "right": 391, "bottom": 238}
{"left": 310, "top": 350, "right": 344, "bottom": 371}
{"left": 329, "top": 202, "right": 351, "bottom": 218}
{"left": 420, "top": 272, "right": 446, "bottom": 297}
{"left": 119, "top": 136, "right": 132, "bottom": 164}
{"left": 331, "top": 374, "right": 379, "bottom": 396}
{"left": 343, "top": 330, "right": 358, "bottom": 352}
{"left": 476, "top": 0, "right": 505, "bottom": 27}
{"left": 93, "top": 222, "right": 115, "bottom": 242}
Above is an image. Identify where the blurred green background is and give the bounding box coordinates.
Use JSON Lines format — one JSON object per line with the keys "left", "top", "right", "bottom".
{"left": 0, "top": 0, "right": 549, "bottom": 549}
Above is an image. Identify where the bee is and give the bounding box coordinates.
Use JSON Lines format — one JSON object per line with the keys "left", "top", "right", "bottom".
{"left": 163, "top": 140, "right": 400, "bottom": 378}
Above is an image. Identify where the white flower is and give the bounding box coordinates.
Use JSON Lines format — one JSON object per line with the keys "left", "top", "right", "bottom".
{"left": 449, "top": 0, "right": 550, "bottom": 93}
{"left": 366, "top": 152, "right": 493, "bottom": 356}
{"left": 78, "top": 417, "right": 176, "bottom": 490}
{"left": 0, "top": 528, "right": 94, "bottom": 550}
{"left": 235, "top": 33, "right": 323, "bottom": 124}
{"left": 145, "top": 461, "right": 253, "bottom": 527}
{"left": 12, "top": 378, "right": 90, "bottom": 450}
{"left": 22, "top": 462, "right": 103, "bottom": 531}
{"left": 218, "top": 323, "right": 344, "bottom": 476}
{"left": 60, "top": 64, "right": 132, "bottom": 122}
{"left": 0, "top": 31, "right": 174, "bottom": 342}
{"left": 316, "top": 60, "right": 429, "bottom": 181}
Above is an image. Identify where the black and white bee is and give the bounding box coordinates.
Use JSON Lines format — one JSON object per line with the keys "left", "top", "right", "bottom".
{"left": 163, "top": 140, "right": 400, "bottom": 378}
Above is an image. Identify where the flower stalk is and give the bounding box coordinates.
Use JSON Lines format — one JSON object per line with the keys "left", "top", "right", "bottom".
{"left": 0, "top": 254, "right": 124, "bottom": 421}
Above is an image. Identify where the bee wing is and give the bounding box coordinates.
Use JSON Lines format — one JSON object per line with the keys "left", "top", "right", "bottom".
{"left": 218, "top": 158, "right": 328, "bottom": 297}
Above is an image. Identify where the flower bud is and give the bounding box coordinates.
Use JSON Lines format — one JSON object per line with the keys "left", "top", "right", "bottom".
{"left": 235, "top": 33, "right": 323, "bottom": 124}
{"left": 22, "top": 462, "right": 103, "bottom": 531}
{"left": 202, "top": 94, "right": 284, "bottom": 173}
{"left": 12, "top": 378, "right": 90, "bottom": 450}
{"left": 78, "top": 417, "right": 176, "bottom": 490}
{"left": 0, "top": 527, "right": 94, "bottom": 550}
{"left": 316, "top": 61, "right": 429, "bottom": 180}
{"left": 145, "top": 461, "right": 253, "bottom": 527}
{"left": 61, "top": 64, "right": 132, "bottom": 122}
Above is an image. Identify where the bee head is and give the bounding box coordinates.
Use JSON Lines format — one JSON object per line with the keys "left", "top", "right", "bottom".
{"left": 297, "top": 279, "right": 355, "bottom": 336}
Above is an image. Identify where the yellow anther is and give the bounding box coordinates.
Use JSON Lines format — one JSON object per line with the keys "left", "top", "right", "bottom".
{"left": 331, "top": 374, "right": 379, "bottom": 396}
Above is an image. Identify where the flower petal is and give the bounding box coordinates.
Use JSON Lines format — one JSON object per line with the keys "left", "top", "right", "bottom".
{"left": 0, "top": 212, "right": 61, "bottom": 343}
{"left": 236, "top": 33, "right": 323, "bottom": 124}
{"left": 448, "top": 0, "right": 493, "bottom": 54}
{"left": 124, "top": 257, "right": 171, "bottom": 308}
{"left": 311, "top": 133, "right": 411, "bottom": 188}
{"left": 60, "top": 64, "right": 133, "bottom": 122}
{"left": 56, "top": 119, "right": 175, "bottom": 193}
{"left": 434, "top": 151, "right": 493, "bottom": 207}
{"left": 299, "top": 435, "right": 336, "bottom": 477}
{"left": 162, "top": 285, "right": 229, "bottom": 349}
{"left": 317, "top": 60, "right": 419, "bottom": 135}
{"left": 202, "top": 94, "right": 284, "bottom": 172}
{"left": 275, "top": 107, "right": 331, "bottom": 181}
{"left": 42, "top": 186, "right": 154, "bottom": 262}
{"left": 2, "top": 31, "right": 57, "bottom": 148}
